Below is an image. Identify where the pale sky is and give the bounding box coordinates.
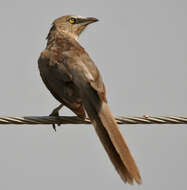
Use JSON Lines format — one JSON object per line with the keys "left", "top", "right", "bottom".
{"left": 0, "top": 0, "right": 186, "bottom": 189}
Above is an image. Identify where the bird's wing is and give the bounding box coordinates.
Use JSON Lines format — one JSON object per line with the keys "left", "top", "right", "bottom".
{"left": 60, "top": 50, "right": 142, "bottom": 184}
{"left": 62, "top": 50, "right": 107, "bottom": 102}
{"left": 38, "top": 50, "right": 86, "bottom": 118}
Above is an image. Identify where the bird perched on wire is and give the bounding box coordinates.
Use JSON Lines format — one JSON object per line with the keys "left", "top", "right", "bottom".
{"left": 38, "top": 15, "right": 142, "bottom": 185}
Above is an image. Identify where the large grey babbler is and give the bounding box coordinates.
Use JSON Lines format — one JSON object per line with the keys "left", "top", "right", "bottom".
{"left": 38, "top": 15, "right": 142, "bottom": 185}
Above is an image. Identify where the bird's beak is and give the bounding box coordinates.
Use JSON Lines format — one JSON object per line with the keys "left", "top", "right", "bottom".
{"left": 77, "top": 17, "right": 99, "bottom": 25}
{"left": 85, "top": 17, "right": 99, "bottom": 24}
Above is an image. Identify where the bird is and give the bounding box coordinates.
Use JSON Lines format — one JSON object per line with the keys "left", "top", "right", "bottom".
{"left": 38, "top": 15, "right": 142, "bottom": 185}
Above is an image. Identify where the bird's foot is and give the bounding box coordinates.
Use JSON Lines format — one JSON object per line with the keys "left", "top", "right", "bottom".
{"left": 49, "top": 111, "right": 59, "bottom": 132}
{"left": 49, "top": 104, "right": 63, "bottom": 131}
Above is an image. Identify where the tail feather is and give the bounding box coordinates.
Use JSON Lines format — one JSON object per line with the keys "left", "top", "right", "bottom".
{"left": 92, "top": 117, "right": 134, "bottom": 184}
{"left": 82, "top": 87, "right": 142, "bottom": 184}
{"left": 98, "top": 102, "right": 142, "bottom": 184}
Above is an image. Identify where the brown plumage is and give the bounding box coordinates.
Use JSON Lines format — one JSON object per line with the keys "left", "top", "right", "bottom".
{"left": 38, "top": 15, "right": 142, "bottom": 184}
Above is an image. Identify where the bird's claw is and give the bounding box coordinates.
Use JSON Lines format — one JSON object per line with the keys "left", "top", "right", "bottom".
{"left": 52, "top": 124, "right": 57, "bottom": 132}
{"left": 49, "top": 109, "right": 61, "bottom": 132}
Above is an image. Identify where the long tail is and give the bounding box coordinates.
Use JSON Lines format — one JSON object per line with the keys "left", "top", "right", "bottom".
{"left": 82, "top": 86, "right": 142, "bottom": 184}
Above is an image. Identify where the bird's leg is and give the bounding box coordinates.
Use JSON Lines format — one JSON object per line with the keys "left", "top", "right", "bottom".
{"left": 49, "top": 104, "right": 64, "bottom": 131}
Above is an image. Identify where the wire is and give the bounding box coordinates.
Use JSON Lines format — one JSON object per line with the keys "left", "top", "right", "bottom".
{"left": 0, "top": 115, "right": 186, "bottom": 125}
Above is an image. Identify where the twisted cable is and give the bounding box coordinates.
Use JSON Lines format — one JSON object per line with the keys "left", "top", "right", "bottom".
{"left": 0, "top": 115, "right": 187, "bottom": 125}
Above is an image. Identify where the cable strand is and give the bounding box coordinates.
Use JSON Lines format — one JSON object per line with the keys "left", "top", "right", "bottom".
{"left": 0, "top": 115, "right": 186, "bottom": 125}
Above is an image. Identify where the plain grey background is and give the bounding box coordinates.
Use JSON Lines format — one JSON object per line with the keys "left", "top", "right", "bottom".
{"left": 0, "top": 0, "right": 186, "bottom": 189}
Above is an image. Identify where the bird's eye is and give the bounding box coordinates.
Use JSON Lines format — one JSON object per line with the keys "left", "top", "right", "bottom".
{"left": 68, "top": 18, "right": 76, "bottom": 24}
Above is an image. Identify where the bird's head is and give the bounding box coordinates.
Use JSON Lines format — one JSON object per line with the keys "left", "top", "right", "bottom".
{"left": 47, "top": 15, "right": 98, "bottom": 40}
